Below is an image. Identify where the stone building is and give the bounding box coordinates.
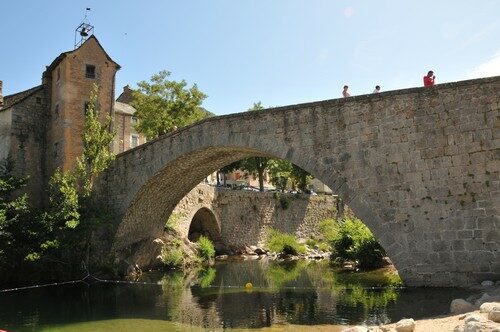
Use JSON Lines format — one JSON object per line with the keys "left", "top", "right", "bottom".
{"left": 0, "top": 35, "right": 146, "bottom": 206}
{"left": 113, "top": 86, "right": 146, "bottom": 153}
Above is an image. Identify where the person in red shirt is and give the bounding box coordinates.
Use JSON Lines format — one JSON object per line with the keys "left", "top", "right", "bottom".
{"left": 423, "top": 70, "right": 435, "bottom": 87}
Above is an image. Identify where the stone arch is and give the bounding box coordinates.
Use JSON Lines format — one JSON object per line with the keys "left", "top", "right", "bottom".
{"left": 98, "top": 77, "right": 499, "bottom": 286}
{"left": 188, "top": 207, "right": 221, "bottom": 243}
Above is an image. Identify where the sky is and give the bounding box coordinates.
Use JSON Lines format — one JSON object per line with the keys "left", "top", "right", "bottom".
{"left": 1, "top": 1, "right": 499, "bottom": 115}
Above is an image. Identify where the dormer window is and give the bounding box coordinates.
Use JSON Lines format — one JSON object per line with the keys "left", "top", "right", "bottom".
{"left": 86, "top": 64, "right": 96, "bottom": 79}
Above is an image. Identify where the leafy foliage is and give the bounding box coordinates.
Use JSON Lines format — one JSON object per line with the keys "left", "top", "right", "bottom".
{"left": 330, "top": 218, "right": 386, "bottom": 269}
{"left": 265, "top": 228, "right": 305, "bottom": 255}
{"left": 197, "top": 267, "right": 216, "bottom": 288}
{"left": 197, "top": 235, "right": 215, "bottom": 261}
{"left": 75, "top": 84, "right": 115, "bottom": 197}
{"left": 131, "top": 70, "right": 208, "bottom": 139}
{"left": 318, "top": 218, "right": 339, "bottom": 243}
{"left": 159, "top": 239, "right": 184, "bottom": 268}
{"left": 0, "top": 158, "right": 32, "bottom": 269}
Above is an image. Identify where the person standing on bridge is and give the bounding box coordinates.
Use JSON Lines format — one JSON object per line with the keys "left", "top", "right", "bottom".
{"left": 423, "top": 71, "right": 435, "bottom": 87}
{"left": 342, "top": 85, "right": 350, "bottom": 98}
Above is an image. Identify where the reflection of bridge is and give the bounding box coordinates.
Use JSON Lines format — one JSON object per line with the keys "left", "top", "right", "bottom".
{"left": 96, "top": 76, "right": 500, "bottom": 287}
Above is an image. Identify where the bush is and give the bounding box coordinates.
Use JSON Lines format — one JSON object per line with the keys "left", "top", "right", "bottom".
{"left": 266, "top": 228, "right": 305, "bottom": 255}
{"left": 159, "top": 239, "right": 184, "bottom": 268}
{"left": 318, "top": 218, "right": 339, "bottom": 242}
{"left": 197, "top": 235, "right": 215, "bottom": 261}
{"left": 330, "top": 218, "right": 386, "bottom": 269}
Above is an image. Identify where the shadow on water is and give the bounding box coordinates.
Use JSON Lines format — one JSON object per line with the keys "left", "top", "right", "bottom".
{"left": 0, "top": 259, "right": 471, "bottom": 331}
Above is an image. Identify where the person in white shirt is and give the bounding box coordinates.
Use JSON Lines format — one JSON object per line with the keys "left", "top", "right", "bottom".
{"left": 342, "top": 85, "right": 350, "bottom": 98}
{"left": 373, "top": 85, "right": 381, "bottom": 93}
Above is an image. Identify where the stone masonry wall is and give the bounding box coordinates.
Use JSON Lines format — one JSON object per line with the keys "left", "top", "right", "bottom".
{"left": 171, "top": 184, "right": 338, "bottom": 248}
{"left": 97, "top": 76, "right": 500, "bottom": 287}
{"left": 7, "top": 89, "right": 49, "bottom": 205}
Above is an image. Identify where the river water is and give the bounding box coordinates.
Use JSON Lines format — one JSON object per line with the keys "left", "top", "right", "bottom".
{"left": 0, "top": 259, "right": 469, "bottom": 331}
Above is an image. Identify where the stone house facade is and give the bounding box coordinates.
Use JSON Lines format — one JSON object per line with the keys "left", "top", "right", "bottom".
{"left": 113, "top": 86, "right": 146, "bottom": 153}
{"left": 0, "top": 35, "right": 146, "bottom": 206}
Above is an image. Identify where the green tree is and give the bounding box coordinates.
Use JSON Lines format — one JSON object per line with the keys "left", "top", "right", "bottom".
{"left": 0, "top": 158, "right": 32, "bottom": 269}
{"left": 290, "top": 164, "right": 312, "bottom": 192}
{"left": 131, "top": 70, "right": 208, "bottom": 139}
{"left": 267, "top": 159, "right": 292, "bottom": 191}
{"left": 75, "top": 84, "right": 115, "bottom": 197}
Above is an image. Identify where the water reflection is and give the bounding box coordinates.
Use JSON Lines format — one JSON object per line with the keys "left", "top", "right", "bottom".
{"left": 0, "top": 259, "right": 470, "bottom": 330}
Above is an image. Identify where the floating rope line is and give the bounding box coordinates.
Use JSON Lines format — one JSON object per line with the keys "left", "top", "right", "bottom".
{"left": 0, "top": 262, "right": 405, "bottom": 293}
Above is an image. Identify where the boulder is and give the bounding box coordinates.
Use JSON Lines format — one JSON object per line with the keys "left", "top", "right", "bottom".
{"left": 253, "top": 247, "right": 267, "bottom": 255}
{"left": 463, "top": 314, "right": 486, "bottom": 324}
{"left": 215, "top": 255, "right": 228, "bottom": 261}
{"left": 479, "top": 302, "right": 500, "bottom": 313}
{"left": 489, "top": 309, "right": 500, "bottom": 323}
{"left": 451, "top": 299, "right": 475, "bottom": 314}
{"left": 481, "top": 280, "right": 495, "bottom": 287}
{"left": 395, "top": 318, "right": 415, "bottom": 332}
{"left": 463, "top": 322, "right": 483, "bottom": 332}
{"left": 474, "top": 293, "right": 492, "bottom": 306}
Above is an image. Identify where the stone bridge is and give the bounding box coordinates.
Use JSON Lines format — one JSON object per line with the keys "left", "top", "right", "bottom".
{"left": 96, "top": 76, "right": 500, "bottom": 287}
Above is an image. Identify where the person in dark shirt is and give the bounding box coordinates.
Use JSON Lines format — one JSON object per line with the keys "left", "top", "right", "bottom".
{"left": 424, "top": 71, "right": 435, "bottom": 87}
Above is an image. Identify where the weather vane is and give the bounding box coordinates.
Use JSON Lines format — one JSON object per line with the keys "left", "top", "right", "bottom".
{"left": 74, "top": 7, "right": 94, "bottom": 49}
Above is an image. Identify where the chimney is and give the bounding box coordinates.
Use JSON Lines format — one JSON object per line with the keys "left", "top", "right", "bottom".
{"left": 0, "top": 81, "right": 3, "bottom": 108}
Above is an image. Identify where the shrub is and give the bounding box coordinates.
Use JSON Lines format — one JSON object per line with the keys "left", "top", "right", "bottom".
{"left": 318, "top": 218, "right": 339, "bottom": 242}
{"left": 159, "top": 239, "right": 184, "bottom": 268}
{"left": 197, "top": 235, "right": 215, "bottom": 261}
{"left": 330, "top": 218, "right": 386, "bottom": 269}
{"left": 306, "top": 237, "right": 318, "bottom": 247}
{"left": 266, "top": 228, "right": 305, "bottom": 255}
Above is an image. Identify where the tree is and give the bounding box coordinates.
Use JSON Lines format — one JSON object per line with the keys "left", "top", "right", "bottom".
{"left": 267, "top": 159, "right": 292, "bottom": 192}
{"left": 290, "top": 164, "right": 312, "bottom": 192}
{"left": 240, "top": 157, "right": 271, "bottom": 192}
{"left": 0, "top": 158, "right": 32, "bottom": 270}
{"left": 75, "top": 84, "right": 115, "bottom": 197}
{"left": 131, "top": 70, "right": 208, "bottom": 139}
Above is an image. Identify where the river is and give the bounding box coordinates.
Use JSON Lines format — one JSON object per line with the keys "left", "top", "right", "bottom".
{"left": 0, "top": 259, "right": 469, "bottom": 331}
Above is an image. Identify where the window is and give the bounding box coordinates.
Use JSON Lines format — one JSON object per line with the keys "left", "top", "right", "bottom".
{"left": 85, "top": 64, "right": 96, "bottom": 79}
{"left": 131, "top": 116, "right": 138, "bottom": 124}
{"left": 57, "top": 67, "right": 61, "bottom": 81}
{"left": 131, "top": 134, "right": 139, "bottom": 148}
{"left": 55, "top": 104, "right": 59, "bottom": 117}
{"left": 36, "top": 97, "right": 42, "bottom": 104}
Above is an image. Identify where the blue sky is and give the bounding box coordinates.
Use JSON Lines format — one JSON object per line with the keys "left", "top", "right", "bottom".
{"left": 1, "top": 1, "right": 499, "bottom": 115}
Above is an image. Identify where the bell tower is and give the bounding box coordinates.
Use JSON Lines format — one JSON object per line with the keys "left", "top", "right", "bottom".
{"left": 74, "top": 8, "right": 94, "bottom": 49}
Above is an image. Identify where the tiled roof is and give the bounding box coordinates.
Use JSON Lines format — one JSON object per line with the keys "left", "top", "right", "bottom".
{"left": 1, "top": 85, "right": 43, "bottom": 112}
{"left": 114, "top": 101, "right": 137, "bottom": 115}
{"left": 44, "top": 35, "right": 120, "bottom": 76}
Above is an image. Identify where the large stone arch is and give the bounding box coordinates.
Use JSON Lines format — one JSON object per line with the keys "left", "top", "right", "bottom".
{"left": 96, "top": 77, "right": 500, "bottom": 286}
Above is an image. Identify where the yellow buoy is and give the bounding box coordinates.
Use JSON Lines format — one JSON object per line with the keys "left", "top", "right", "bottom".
{"left": 245, "top": 282, "right": 253, "bottom": 289}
